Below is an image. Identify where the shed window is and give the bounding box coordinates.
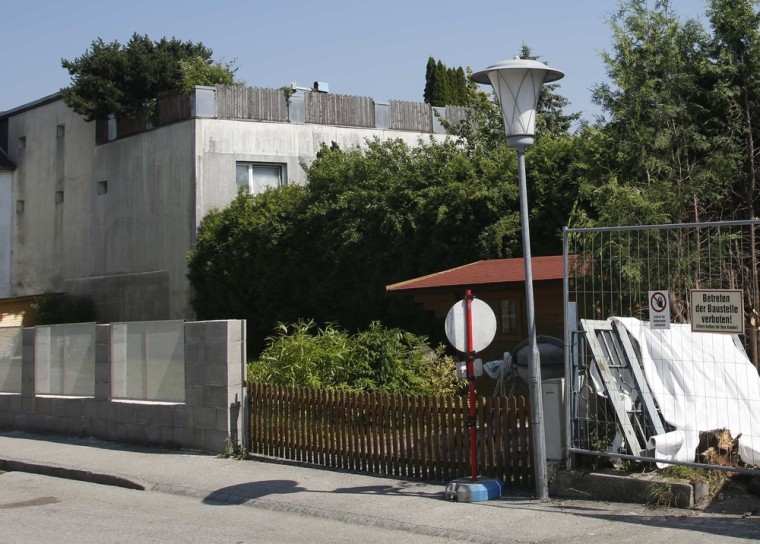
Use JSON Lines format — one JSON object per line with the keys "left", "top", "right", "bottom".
{"left": 488, "top": 298, "right": 519, "bottom": 335}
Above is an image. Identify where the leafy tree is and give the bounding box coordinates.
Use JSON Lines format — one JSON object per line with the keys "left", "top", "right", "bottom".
{"left": 248, "top": 320, "right": 459, "bottom": 395}
{"left": 187, "top": 185, "right": 310, "bottom": 336}
{"left": 60, "top": 38, "right": 128, "bottom": 122}
{"left": 707, "top": 0, "right": 760, "bottom": 364}
{"left": 526, "top": 126, "right": 612, "bottom": 253}
{"left": 178, "top": 56, "right": 240, "bottom": 94}
{"left": 61, "top": 33, "right": 236, "bottom": 122}
{"left": 708, "top": 0, "right": 760, "bottom": 222}
{"left": 589, "top": 1, "right": 739, "bottom": 225}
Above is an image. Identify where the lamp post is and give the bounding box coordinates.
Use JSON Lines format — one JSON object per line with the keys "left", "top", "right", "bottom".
{"left": 471, "top": 57, "right": 564, "bottom": 500}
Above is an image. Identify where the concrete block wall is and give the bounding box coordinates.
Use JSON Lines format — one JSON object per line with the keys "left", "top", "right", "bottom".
{"left": 0, "top": 319, "right": 246, "bottom": 452}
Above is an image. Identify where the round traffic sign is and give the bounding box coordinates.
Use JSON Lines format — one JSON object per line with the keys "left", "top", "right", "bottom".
{"left": 445, "top": 298, "right": 497, "bottom": 353}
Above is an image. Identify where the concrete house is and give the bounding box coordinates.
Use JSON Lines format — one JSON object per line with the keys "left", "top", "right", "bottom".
{"left": 0, "top": 85, "right": 464, "bottom": 324}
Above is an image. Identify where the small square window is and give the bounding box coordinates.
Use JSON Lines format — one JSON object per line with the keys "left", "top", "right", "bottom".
{"left": 235, "top": 162, "right": 285, "bottom": 194}
{"left": 56, "top": 124, "right": 65, "bottom": 139}
{"left": 18, "top": 136, "right": 26, "bottom": 150}
{"left": 55, "top": 191, "right": 64, "bottom": 204}
{"left": 97, "top": 180, "right": 108, "bottom": 195}
{"left": 16, "top": 200, "right": 24, "bottom": 214}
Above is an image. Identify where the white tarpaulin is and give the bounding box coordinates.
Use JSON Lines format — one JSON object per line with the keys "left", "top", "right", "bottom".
{"left": 613, "top": 317, "right": 760, "bottom": 467}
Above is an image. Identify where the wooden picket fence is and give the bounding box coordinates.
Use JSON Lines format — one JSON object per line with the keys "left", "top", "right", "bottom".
{"left": 248, "top": 384, "right": 533, "bottom": 488}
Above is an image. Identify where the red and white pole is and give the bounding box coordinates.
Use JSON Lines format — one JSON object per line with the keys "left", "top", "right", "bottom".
{"left": 465, "top": 289, "right": 478, "bottom": 482}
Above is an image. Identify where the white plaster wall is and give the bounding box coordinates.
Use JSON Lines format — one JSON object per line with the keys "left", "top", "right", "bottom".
{"left": 0, "top": 171, "right": 12, "bottom": 298}
{"left": 6, "top": 100, "right": 94, "bottom": 296}
{"left": 5, "top": 98, "right": 195, "bottom": 321}
{"left": 87, "top": 121, "right": 195, "bottom": 320}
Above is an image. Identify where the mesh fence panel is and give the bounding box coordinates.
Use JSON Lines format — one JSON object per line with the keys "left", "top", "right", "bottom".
{"left": 564, "top": 220, "right": 760, "bottom": 471}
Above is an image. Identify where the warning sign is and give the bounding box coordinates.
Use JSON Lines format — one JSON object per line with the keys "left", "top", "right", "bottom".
{"left": 690, "top": 289, "right": 744, "bottom": 334}
{"left": 648, "top": 290, "right": 670, "bottom": 329}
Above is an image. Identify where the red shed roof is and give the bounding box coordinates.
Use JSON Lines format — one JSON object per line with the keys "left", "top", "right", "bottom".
{"left": 386, "top": 255, "right": 565, "bottom": 292}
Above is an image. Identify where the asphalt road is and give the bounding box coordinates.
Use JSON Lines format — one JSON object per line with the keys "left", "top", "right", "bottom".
{"left": 0, "top": 471, "right": 464, "bottom": 544}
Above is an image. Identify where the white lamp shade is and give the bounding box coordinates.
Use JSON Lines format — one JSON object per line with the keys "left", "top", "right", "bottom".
{"left": 471, "top": 58, "right": 564, "bottom": 139}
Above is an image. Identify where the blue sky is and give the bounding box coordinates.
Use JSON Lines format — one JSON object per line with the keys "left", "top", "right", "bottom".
{"left": 2, "top": 0, "right": 709, "bottom": 123}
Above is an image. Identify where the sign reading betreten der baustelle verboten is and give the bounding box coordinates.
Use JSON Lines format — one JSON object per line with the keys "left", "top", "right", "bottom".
{"left": 690, "top": 289, "right": 744, "bottom": 334}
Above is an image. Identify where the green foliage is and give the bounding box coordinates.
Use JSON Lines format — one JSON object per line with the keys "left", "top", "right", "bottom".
{"left": 423, "top": 56, "right": 472, "bottom": 107}
{"left": 708, "top": 0, "right": 760, "bottom": 222}
{"left": 587, "top": 0, "right": 760, "bottom": 226}
{"left": 32, "top": 293, "right": 95, "bottom": 325}
{"left": 248, "top": 321, "right": 459, "bottom": 395}
{"left": 646, "top": 482, "right": 675, "bottom": 508}
{"left": 61, "top": 33, "right": 237, "bottom": 122}
{"left": 187, "top": 185, "right": 310, "bottom": 336}
{"left": 178, "top": 56, "right": 239, "bottom": 94}
{"left": 189, "top": 137, "right": 529, "bottom": 350}
{"left": 660, "top": 465, "right": 728, "bottom": 495}
{"left": 518, "top": 45, "right": 581, "bottom": 137}
{"left": 525, "top": 126, "right": 611, "bottom": 252}
{"left": 218, "top": 435, "right": 248, "bottom": 460}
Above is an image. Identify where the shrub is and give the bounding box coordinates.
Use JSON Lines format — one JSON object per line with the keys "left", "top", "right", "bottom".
{"left": 32, "top": 292, "right": 95, "bottom": 325}
{"left": 248, "top": 320, "right": 459, "bottom": 395}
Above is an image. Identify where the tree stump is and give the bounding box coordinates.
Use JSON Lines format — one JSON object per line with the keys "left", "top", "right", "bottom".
{"left": 698, "top": 428, "right": 742, "bottom": 467}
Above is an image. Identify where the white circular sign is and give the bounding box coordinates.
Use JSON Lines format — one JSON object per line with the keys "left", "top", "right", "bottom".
{"left": 445, "top": 298, "right": 497, "bottom": 353}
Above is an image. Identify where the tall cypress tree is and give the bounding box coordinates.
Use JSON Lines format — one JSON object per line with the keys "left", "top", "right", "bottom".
{"left": 423, "top": 57, "right": 437, "bottom": 105}
{"left": 435, "top": 60, "right": 449, "bottom": 106}
{"left": 423, "top": 57, "right": 471, "bottom": 106}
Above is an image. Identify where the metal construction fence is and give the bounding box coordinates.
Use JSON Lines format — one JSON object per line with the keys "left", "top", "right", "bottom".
{"left": 248, "top": 383, "right": 534, "bottom": 487}
{"left": 563, "top": 220, "right": 760, "bottom": 473}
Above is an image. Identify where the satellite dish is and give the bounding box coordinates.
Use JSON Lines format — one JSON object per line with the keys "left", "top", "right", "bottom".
{"left": 445, "top": 298, "right": 497, "bottom": 353}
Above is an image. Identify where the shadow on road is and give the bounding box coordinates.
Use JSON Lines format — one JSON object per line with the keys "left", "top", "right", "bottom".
{"left": 332, "top": 484, "right": 443, "bottom": 499}
{"left": 202, "top": 479, "right": 306, "bottom": 505}
{"left": 203, "top": 480, "right": 443, "bottom": 505}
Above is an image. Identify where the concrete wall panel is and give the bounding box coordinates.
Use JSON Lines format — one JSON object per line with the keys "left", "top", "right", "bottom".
{"left": 1, "top": 319, "right": 245, "bottom": 453}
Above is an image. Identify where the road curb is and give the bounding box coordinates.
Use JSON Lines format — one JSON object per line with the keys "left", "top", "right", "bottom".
{"left": 0, "top": 457, "right": 146, "bottom": 491}
{"left": 552, "top": 469, "right": 697, "bottom": 507}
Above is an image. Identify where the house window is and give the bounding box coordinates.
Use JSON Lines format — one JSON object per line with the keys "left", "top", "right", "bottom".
{"left": 55, "top": 191, "right": 64, "bottom": 204}
{"left": 16, "top": 200, "right": 24, "bottom": 214}
{"left": 236, "top": 162, "right": 284, "bottom": 194}
{"left": 97, "top": 180, "right": 108, "bottom": 195}
{"left": 56, "top": 124, "right": 65, "bottom": 139}
{"left": 18, "top": 136, "right": 26, "bottom": 151}
{"left": 488, "top": 298, "right": 520, "bottom": 335}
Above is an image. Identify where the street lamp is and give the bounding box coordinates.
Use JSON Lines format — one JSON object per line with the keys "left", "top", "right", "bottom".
{"left": 471, "top": 57, "right": 564, "bottom": 500}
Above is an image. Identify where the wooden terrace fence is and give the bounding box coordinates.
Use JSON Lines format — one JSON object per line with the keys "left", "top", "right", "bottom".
{"left": 248, "top": 384, "right": 534, "bottom": 488}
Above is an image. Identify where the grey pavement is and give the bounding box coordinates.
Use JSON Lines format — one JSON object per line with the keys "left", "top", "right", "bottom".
{"left": 0, "top": 430, "right": 758, "bottom": 543}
